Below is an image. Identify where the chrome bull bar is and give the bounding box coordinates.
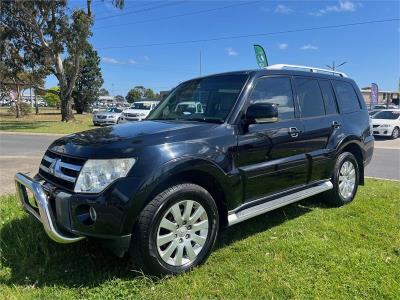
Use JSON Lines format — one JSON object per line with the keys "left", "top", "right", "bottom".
{"left": 14, "top": 172, "right": 85, "bottom": 244}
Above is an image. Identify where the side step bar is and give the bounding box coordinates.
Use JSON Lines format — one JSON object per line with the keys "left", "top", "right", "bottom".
{"left": 228, "top": 181, "right": 333, "bottom": 226}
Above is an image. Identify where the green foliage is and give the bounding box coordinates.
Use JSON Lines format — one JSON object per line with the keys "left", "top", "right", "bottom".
{"left": 44, "top": 87, "right": 61, "bottom": 107}
{"left": 0, "top": 179, "right": 399, "bottom": 299}
{"left": 99, "top": 88, "right": 110, "bottom": 96}
{"left": 72, "top": 45, "right": 103, "bottom": 113}
{"left": 7, "top": 102, "right": 31, "bottom": 116}
{"left": 126, "top": 86, "right": 157, "bottom": 103}
{"left": 1, "top": 1, "right": 93, "bottom": 121}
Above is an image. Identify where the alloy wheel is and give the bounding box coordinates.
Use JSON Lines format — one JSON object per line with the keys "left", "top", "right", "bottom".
{"left": 156, "top": 200, "right": 209, "bottom": 267}
{"left": 338, "top": 161, "right": 356, "bottom": 199}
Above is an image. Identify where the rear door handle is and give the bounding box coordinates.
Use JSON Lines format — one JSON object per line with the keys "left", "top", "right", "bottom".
{"left": 289, "top": 127, "right": 300, "bottom": 138}
{"left": 332, "top": 121, "right": 342, "bottom": 129}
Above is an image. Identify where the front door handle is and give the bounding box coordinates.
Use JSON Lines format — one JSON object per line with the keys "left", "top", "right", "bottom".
{"left": 332, "top": 121, "right": 342, "bottom": 129}
{"left": 289, "top": 127, "right": 300, "bottom": 138}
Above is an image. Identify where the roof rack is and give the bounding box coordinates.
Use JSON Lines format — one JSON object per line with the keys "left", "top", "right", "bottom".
{"left": 266, "top": 64, "right": 348, "bottom": 78}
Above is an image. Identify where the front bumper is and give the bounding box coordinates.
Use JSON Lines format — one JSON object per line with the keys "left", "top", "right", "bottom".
{"left": 372, "top": 127, "right": 393, "bottom": 136}
{"left": 119, "top": 117, "right": 142, "bottom": 123}
{"left": 15, "top": 172, "right": 84, "bottom": 243}
{"left": 93, "top": 119, "right": 118, "bottom": 125}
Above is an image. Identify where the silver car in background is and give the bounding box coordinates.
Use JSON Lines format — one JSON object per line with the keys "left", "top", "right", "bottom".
{"left": 93, "top": 107, "right": 123, "bottom": 126}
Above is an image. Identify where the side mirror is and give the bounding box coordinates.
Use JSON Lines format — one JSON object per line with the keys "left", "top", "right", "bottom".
{"left": 245, "top": 103, "right": 278, "bottom": 124}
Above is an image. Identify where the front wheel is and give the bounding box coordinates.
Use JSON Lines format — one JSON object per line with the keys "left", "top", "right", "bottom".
{"left": 129, "top": 183, "right": 219, "bottom": 275}
{"left": 391, "top": 127, "right": 399, "bottom": 139}
{"left": 326, "top": 152, "right": 359, "bottom": 206}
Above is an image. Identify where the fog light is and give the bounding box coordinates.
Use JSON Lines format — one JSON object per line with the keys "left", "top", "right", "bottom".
{"left": 89, "top": 206, "right": 97, "bottom": 222}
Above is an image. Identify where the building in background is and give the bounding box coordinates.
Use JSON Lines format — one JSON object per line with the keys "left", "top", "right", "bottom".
{"left": 95, "top": 95, "right": 128, "bottom": 107}
{"left": 361, "top": 88, "right": 399, "bottom": 107}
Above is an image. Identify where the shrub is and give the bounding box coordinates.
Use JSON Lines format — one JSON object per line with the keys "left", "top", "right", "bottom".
{"left": 8, "top": 102, "right": 32, "bottom": 116}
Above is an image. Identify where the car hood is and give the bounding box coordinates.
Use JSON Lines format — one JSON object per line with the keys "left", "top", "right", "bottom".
{"left": 371, "top": 119, "right": 398, "bottom": 125}
{"left": 123, "top": 109, "right": 150, "bottom": 114}
{"left": 95, "top": 112, "right": 120, "bottom": 116}
{"left": 48, "top": 120, "right": 218, "bottom": 158}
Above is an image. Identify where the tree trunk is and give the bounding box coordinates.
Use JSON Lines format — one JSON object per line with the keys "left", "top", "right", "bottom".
{"left": 35, "top": 93, "right": 39, "bottom": 114}
{"left": 15, "top": 85, "right": 21, "bottom": 118}
{"left": 61, "top": 93, "right": 75, "bottom": 121}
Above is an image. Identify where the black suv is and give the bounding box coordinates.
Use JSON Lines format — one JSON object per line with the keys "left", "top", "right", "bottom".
{"left": 15, "top": 66, "right": 374, "bottom": 275}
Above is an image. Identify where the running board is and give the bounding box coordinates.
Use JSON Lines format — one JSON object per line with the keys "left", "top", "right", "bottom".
{"left": 228, "top": 181, "right": 333, "bottom": 226}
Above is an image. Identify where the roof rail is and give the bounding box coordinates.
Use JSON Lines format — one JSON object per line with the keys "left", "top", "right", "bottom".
{"left": 266, "top": 64, "right": 348, "bottom": 77}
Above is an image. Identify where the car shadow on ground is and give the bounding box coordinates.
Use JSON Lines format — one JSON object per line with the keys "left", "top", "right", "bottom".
{"left": 0, "top": 195, "right": 330, "bottom": 287}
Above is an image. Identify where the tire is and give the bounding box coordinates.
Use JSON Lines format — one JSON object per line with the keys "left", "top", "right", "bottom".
{"left": 326, "top": 152, "right": 359, "bottom": 206}
{"left": 129, "top": 183, "right": 219, "bottom": 276}
{"left": 391, "top": 127, "right": 399, "bottom": 139}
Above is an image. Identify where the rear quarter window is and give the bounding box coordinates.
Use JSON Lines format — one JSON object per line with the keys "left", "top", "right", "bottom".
{"left": 332, "top": 81, "right": 361, "bottom": 113}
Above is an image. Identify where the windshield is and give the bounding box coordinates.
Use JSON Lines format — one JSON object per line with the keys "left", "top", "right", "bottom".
{"left": 131, "top": 103, "right": 153, "bottom": 110}
{"left": 106, "top": 108, "right": 122, "bottom": 113}
{"left": 148, "top": 74, "right": 248, "bottom": 123}
{"left": 373, "top": 111, "right": 400, "bottom": 120}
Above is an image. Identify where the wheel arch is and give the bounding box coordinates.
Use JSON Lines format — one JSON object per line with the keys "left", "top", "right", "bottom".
{"left": 337, "top": 140, "right": 365, "bottom": 185}
{"left": 124, "top": 158, "right": 237, "bottom": 233}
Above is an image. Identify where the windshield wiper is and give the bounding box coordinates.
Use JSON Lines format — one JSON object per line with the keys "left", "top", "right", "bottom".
{"left": 187, "top": 118, "right": 224, "bottom": 124}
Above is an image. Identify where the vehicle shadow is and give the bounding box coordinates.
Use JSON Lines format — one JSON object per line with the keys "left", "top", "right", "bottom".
{"left": 0, "top": 195, "right": 329, "bottom": 288}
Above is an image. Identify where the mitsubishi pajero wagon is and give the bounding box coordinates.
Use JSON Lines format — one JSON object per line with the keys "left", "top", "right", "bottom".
{"left": 15, "top": 64, "right": 374, "bottom": 275}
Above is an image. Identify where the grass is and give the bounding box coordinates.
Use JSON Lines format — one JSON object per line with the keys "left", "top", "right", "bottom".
{"left": 0, "top": 107, "right": 93, "bottom": 134}
{"left": 0, "top": 179, "right": 399, "bottom": 299}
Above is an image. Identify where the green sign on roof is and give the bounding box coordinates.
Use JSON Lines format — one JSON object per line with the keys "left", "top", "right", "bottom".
{"left": 253, "top": 44, "right": 268, "bottom": 68}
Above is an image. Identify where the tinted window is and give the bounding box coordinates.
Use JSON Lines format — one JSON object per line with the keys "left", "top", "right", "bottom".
{"left": 319, "top": 80, "right": 338, "bottom": 115}
{"left": 295, "top": 78, "right": 325, "bottom": 118}
{"left": 249, "top": 77, "right": 294, "bottom": 120}
{"left": 148, "top": 74, "right": 248, "bottom": 122}
{"left": 333, "top": 81, "right": 361, "bottom": 113}
{"left": 373, "top": 110, "right": 400, "bottom": 120}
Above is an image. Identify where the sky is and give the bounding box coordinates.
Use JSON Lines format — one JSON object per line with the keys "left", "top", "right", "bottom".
{"left": 47, "top": 0, "right": 400, "bottom": 95}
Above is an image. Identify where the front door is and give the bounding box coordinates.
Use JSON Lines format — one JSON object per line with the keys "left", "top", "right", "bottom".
{"left": 235, "top": 76, "right": 308, "bottom": 202}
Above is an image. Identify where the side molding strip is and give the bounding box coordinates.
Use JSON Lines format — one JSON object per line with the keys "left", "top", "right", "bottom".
{"left": 227, "top": 181, "right": 333, "bottom": 226}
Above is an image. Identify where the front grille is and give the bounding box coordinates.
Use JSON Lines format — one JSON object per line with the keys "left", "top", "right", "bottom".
{"left": 125, "top": 113, "right": 139, "bottom": 118}
{"left": 97, "top": 115, "right": 107, "bottom": 119}
{"left": 372, "top": 125, "right": 379, "bottom": 128}
{"left": 39, "top": 151, "right": 86, "bottom": 191}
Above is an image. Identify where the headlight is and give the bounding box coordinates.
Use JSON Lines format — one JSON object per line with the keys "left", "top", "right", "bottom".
{"left": 379, "top": 124, "right": 391, "bottom": 127}
{"left": 74, "top": 158, "right": 136, "bottom": 193}
{"left": 108, "top": 115, "right": 116, "bottom": 118}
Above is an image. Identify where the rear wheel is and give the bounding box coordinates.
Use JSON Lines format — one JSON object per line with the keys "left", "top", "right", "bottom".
{"left": 326, "top": 152, "right": 359, "bottom": 206}
{"left": 130, "top": 183, "right": 219, "bottom": 275}
{"left": 391, "top": 127, "right": 399, "bottom": 139}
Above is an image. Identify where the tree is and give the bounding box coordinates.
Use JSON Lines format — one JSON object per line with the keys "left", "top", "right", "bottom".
{"left": 115, "top": 95, "right": 125, "bottom": 102}
{"left": 99, "top": 88, "right": 110, "bottom": 96}
{"left": 72, "top": 45, "right": 103, "bottom": 113}
{"left": 144, "top": 88, "right": 156, "bottom": 99}
{"left": 44, "top": 87, "right": 61, "bottom": 107}
{"left": 1, "top": 1, "right": 92, "bottom": 121}
{"left": 126, "top": 86, "right": 157, "bottom": 103}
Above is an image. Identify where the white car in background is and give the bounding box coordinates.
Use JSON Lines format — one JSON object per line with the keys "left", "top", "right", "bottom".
{"left": 93, "top": 107, "right": 123, "bottom": 126}
{"left": 175, "top": 101, "right": 204, "bottom": 115}
{"left": 119, "top": 101, "right": 159, "bottom": 123}
{"left": 371, "top": 109, "right": 400, "bottom": 139}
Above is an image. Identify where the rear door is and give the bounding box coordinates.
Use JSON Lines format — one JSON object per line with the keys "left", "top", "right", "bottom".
{"left": 294, "top": 77, "right": 341, "bottom": 182}
{"left": 236, "top": 76, "right": 308, "bottom": 202}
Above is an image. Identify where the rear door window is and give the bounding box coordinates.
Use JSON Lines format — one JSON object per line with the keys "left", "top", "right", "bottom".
{"left": 333, "top": 81, "right": 361, "bottom": 113}
{"left": 319, "top": 80, "right": 338, "bottom": 115}
{"left": 294, "top": 78, "right": 325, "bottom": 118}
{"left": 249, "top": 77, "right": 295, "bottom": 120}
